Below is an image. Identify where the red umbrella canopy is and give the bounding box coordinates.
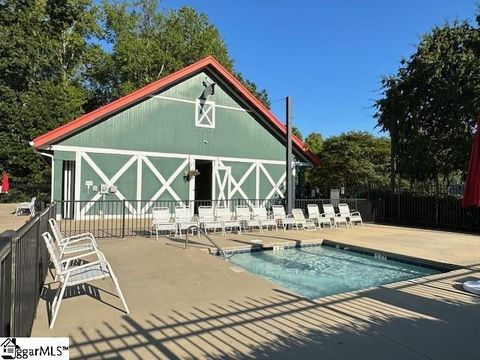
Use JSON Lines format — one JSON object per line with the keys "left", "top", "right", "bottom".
{"left": 1, "top": 172, "right": 9, "bottom": 193}
{"left": 462, "top": 117, "right": 480, "bottom": 207}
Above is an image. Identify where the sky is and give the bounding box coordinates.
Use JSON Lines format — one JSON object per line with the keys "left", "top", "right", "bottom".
{"left": 161, "top": 0, "right": 478, "bottom": 139}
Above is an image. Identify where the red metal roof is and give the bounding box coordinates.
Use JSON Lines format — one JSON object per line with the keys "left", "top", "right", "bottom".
{"left": 32, "top": 56, "right": 320, "bottom": 165}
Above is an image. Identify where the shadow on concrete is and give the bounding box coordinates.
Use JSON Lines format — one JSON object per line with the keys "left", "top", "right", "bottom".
{"left": 66, "top": 270, "right": 480, "bottom": 359}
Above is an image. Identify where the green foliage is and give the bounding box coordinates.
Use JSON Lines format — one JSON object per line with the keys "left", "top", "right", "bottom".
{"left": 304, "top": 132, "right": 323, "bottom": 155}
{"left": 86, "top": 0, "right": 270, "bottom": 109}
{"left": 0, "top": 0, "right": 95, "bottom": 201}
{"left": 292, "top": 127, "right": 303, "bottom": 141}
{"left": 306, "top": 132, "right": 390, "bottom": 196}
{"left": 375, "top": 21, "right": 480, "bottom": 182}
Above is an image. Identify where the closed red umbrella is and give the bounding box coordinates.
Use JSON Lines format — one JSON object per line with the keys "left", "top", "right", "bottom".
{"left": 1, "top": 172, "right": 9, "bottom": 193}
{"left": 462, "top": 117, "right": 480, "bottom": 207}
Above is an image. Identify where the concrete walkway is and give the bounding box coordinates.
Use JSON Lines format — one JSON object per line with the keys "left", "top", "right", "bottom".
{"left": 32, "top": 225, "right": 480, "bottom": 359}
{"left": 0, "top": 203, "right": 30, "bottom": 234}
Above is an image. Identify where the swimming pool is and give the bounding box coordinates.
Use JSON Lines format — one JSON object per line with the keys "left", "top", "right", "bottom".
{"left": 229, "top": 246, "right": 440, "bottom": 299}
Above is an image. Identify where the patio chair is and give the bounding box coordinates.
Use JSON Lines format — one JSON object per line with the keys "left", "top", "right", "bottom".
{"left": 338, "top": 203, "right": 363, "bottom": 226}
{"left": 197, "top": 206, "right": 223, "bottom": 235}
{"left": 216, "top": 207, "right": 242, "bottom": 235}
{"left": 175, "top": 207, "right": 198, "bottom": 236}
{"left": 151, "top": 207, "right": 176, "bottom": 239}
{"left": 252, "top": 206, "right": 278, "bottom": 231}
{"left": 49, "top": 218, "right": 97, "bottom": 256}
{"left": 322, "top": 204, "right": 348, "bottom": 227}
{"left": 307, "top": 204, "right": 333, "bottom": 228}
{"left": 14, "top": 197, "right": 36, "bottom": 217}
{"left": 272, "top": 205, "right": 296, "bottom": 231}
{"left": 235, "top": 206, "right": 262, "bottom": 232}
{"left": 42, "top": 232, "right": 129, "bottom": 328}
{"left": 291, "top": 209, "right": 317, "bottom": 231}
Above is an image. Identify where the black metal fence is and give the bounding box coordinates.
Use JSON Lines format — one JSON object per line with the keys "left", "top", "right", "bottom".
{"left": 54, "top": 198, "right": 372, "bottom": 238}
{"left": 54, "top": 191, "right": 480, "bottom": 240}
{"left": 0, "top": 204, "right": 55, "bottom": 337}
{"left": 55, "top": 198, "right": 286, "bottom": 238}
{"left": 368, "top": 188, "right": 480, "bottom": 233}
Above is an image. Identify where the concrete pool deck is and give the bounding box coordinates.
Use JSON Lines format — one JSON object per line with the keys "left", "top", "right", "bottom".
{"left": 32, "top": 225, "right": 480, "bottom": 359}
{"left": 0, "top": 203, "right": 31, "bottom": 234}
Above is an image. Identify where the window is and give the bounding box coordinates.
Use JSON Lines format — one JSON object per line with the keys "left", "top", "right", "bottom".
{"left": 195, "top": 99, "right": 215, "bottom": 128}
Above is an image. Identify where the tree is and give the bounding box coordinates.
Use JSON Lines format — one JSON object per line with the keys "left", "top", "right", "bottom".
{"left": 292, "top": 127, "right": 303, "bottom": 141}
{"left": 86, "top": 1, "right": 270, "bottom": 109}
{"left": 307, "top": 132, "right": 390, "bottom": 196}
{"left": 375, "top": 21, "right": 480, "bottom": 183}
{"left": 0, "top": 0, "right": 97, "bottom": 200}
{"left": 304, "top": 132, "right": 323, "bottom": 155}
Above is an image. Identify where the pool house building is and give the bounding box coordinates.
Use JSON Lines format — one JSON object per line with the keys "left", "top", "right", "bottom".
{"left": 32, "top": 57, "right": 319, "bottom": 219}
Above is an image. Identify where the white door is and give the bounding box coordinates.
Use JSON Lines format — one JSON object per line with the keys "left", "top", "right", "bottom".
{"left": 62, "top": 160, "right": 75, "bottom": 219}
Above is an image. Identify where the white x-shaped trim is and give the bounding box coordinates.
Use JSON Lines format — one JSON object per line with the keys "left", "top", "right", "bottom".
{"left": 141, "top": 156, "right": 189, "bottom": 214}
{"left": 214, "top": 166, "right": 231, "bottom": 204}
{"left": 219, "top": 160, "right": 256, "bottom": 208}
{"left": 259, "top": 164, "right": 286, "bottom": 206}
{"left": 80, "top": 153, "right": 137, "bottom": 216}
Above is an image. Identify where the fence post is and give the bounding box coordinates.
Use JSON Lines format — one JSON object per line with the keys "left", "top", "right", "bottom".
{"left": 9, "top": 237, "right": 16, "bottom": 336}
{"left": 121, "top": 199, "right": 126, "bottom": 238}
{"left": 397, "top": 189, "right": 401, "bottom": 223}
{"left": 435, "top": 180, "right": 439, "bottom": 228}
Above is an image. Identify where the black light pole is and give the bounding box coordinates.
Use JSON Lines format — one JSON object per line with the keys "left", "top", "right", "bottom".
{"left": 286, "top": 96, "right": 293, "bottom": 213}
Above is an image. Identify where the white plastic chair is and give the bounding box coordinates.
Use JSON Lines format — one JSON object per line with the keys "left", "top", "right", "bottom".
{"left": 307, "top": 204, "right": 333, "bottom": 228}
{"left": 252, "top": 207, "right": 278, "bottom": 231}
{"left": 216, "top": 207, "right": 242, "bottom": 235}
{"left": 175, "top": 207, "right": 198, "bottom": 235}
{"left": 323, "top": 204, "right": 348, "bottom": 227}
{"left": 14, "top": 197, "right": 36, "bottom": 217}
{"left": 42, "top": 232, "right": 129, "bottom": 328}
{"left": 291, "top": 209, "right": 317, "bottom": 231}
{"left": 338, "top": 203, "right": 363, "bottom": 226}
{"left": 49, "top": 218, "right": 97, "bottom": 256}
{"left": 197, "top": 206, "right": 223, "bottom": 234}
{"left": 272, "top": 205, "right": 295, "bottom": 230}
{"left": 235, "top": 206, "right": 261, "bottom": 232}
{"left": 151, "top": 207, "right": 176, "bottom": 239}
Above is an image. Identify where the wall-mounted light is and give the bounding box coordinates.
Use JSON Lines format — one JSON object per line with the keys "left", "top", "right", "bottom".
{"left": 184, "top": 169, "right": 201, "bottom": 182}
{"left": 203, "top": 77, "right": 216, "bottom": 97}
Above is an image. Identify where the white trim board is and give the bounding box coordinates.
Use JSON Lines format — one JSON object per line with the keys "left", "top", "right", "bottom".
{"left": 51, "top": 145, "right": 286, "bottom": 165}
{"left": 152, "top": 95, "right": 253, "bottom": 113}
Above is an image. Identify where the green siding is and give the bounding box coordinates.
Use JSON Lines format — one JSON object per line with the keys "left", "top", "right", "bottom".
{"left": 53, "top": 159, "right": 63, "bottom": 201}
{"left": 52, "top": 70, "right": 300, "bottom": 211}
{"left": 59, "top": 71, "right": 288, "bottom": 161}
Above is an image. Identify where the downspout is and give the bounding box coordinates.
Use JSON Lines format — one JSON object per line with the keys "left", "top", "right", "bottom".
{"left": 30, "top": 142, "right": 54, "bottom": 204}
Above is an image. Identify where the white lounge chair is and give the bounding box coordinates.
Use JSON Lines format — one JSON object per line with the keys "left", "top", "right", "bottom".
{"left": 151, "top": 207, "right": 176, "bottom": 239}
{"left": 42, "top": 232, "right": 129, "bottom": 328}
{"left": 307, "top": 204, "right": 333, "bottom": 228}
{"left": 216, "top": 207, "right": 242, "bottom": 235}
{"left": 236, "top": 206, "right": 262, "bottom": 232}
{"left": 14, "top": 197, "right": 36, "bottom": 217}
{"left": 49, "top": 218, "right": 97, "bottom": 256}
{"left": 175, "top": 207, "right": 198, "bottom": 235}
{"left": 463, "top": 280, "right": 480, "bottom": 295}
{"left": 272, "top": 205, "right": 296, "bottom": 231}
{"left": 252, "top": 207, "right": 278, "bottom": 231}
{"left": 338, "top": 203, "right": 363, "bottom": 226}
{"left": 323, "top": 204, "right": 348, "bottom": 227}
{"left": 291, "top": 209, "right": 317, "bottom": 231}
{"left": 197, "top": 206, "right": 223, "bottom": 235}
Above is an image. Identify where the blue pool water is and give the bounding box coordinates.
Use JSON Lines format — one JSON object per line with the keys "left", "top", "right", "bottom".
{"left": 229, "top": 246, "right": 439, "bottom": 299}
